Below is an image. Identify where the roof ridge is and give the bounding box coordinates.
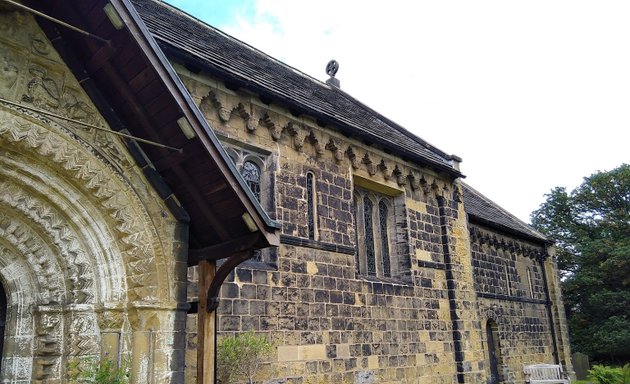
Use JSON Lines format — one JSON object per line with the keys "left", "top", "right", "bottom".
{"left": 153, "top": 0, "right": 331, "bottom": 91}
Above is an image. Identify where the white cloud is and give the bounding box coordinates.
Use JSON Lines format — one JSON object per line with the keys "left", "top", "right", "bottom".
{"left": 217, "top": 0, "right": 630, "bottom": 222}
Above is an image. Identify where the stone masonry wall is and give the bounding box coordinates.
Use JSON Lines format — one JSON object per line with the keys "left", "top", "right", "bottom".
{"left": 470, "top": 223, "right": 558, "bottom": 383}
{"left": 176, "top": 66, "right": 483, "bottom": 383}
{"left": 175, "top": 63, "right": 572, "bottom": 384}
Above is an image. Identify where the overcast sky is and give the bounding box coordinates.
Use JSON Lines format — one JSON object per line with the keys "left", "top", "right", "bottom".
{"left": 165, "top": 0, "right": 629, "bottom": 223}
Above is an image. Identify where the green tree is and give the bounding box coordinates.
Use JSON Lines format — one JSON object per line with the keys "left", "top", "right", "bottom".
{"left": 531, "top": 164, "right": 630, "bottom": 364}
{"left": 217, "top": 331, "right": 274, "bottom": 384}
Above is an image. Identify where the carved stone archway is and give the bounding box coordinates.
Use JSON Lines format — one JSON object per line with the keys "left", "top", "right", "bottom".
{"left": 0, "top": 106, "right": 180, "bottom": 382}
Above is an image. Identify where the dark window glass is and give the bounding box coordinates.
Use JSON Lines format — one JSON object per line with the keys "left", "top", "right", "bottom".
{"left": 379, "top": 200, "right": 391, "bottom": 278}
{"left": 242, "top": 160, "right": 261, "bottom": 201}
{"left": 363, "top": 195, "right": 376, "bottom": 276}
{"left": 353, "top": 198, "right": 361, "bottom": 274}
{"left": 307, "top": 173, "right": 315, "bottom": 240}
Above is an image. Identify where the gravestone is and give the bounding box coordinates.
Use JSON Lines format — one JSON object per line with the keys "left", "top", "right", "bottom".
{"left": 572, "top": 352, "right": 590, "bottom": 380}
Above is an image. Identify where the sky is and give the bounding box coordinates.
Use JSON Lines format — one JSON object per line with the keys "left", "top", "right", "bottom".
{"left": 165, "top": 0, "right": 629, "bottom": 223}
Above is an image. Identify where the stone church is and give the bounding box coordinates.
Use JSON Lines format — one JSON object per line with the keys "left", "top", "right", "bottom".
{"left": 0, "top": 0, "right": 572, "bottom": 383}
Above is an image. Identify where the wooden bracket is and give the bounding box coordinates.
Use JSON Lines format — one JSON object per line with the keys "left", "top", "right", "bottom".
{"left": 206, "top": 250, "right": 253, "bottom": 313}
{"left": 188, "top": 232, "right": 261, "bottom": 266}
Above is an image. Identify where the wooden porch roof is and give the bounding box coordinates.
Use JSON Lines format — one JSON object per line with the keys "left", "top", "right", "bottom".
{"left": 30, "top": 0, "right": 280, "bottom": 260}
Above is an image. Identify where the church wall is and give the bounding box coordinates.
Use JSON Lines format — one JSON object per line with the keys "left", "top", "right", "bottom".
{"left": 469, "top": 223, "right": 567, "bottom": 383}
{"left": 0, "top": 11, "right": 188, "bottom": 382}
{"left": 178, "top": 65, "right": 487, "bottom": 383}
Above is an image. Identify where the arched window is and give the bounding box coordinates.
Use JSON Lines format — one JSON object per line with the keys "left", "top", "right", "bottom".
{"left": 379, "top": 200, "right": 391, "bottom": 278}
{"left": 242, "top": 160, "right": 261, "bottom": 201}
{"left": 363, "top": 195, "right": 376, "bottom": 276}
{"left": 220, "top": 142, "right": 274, "bottom": 264}
{"left": 527, "top": 267, "right": 535, "bottom": 298}
{"left": 354, "top": 188, "right": 401, "bottom": 278}
{"left": 306, "top": 172, "right": 317, "bottom": 240}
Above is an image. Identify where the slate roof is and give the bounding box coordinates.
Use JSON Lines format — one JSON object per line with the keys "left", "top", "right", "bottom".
{"left": 462, "top": 183, "right": 548, "bottom": 242}
{"left": 131, "top": 0, "right": 461, "bottom": 177}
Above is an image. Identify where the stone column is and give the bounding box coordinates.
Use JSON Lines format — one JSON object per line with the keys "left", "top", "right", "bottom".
{"left": 128, "top": 302, "right": 184, "bottom": 383}
{"left": 32, "top": 305, "right": 64, "bottom": 384}
{"left": 437, "top": 184, "right": 486, "bottom": 384}
{"left": 96, "top": 304, "right": 127, "bottom": 365}
{"left": 543, "top": 247, "right": 575, "bottom": 379}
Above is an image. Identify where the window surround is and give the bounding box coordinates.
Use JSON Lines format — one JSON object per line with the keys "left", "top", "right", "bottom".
{"left": 353, "top": 178, "right": 409, "bottom": 280}
{"left": 221, "top": 140, "right": 276, "bottom": 264}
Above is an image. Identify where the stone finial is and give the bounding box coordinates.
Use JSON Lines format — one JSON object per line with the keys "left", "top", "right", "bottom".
{"left": 325, "top": 59, "right": 340, "bottom": 88}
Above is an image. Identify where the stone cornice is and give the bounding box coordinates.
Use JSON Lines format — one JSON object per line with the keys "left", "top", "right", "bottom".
{"left": 469, "top": 225, "right": 547, "bottom": 261}
{"left": 176, "top": 67, "right": 459, "bottom": 200}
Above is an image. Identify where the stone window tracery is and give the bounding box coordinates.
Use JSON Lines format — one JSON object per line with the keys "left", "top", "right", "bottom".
{"left": 242, "top": 160, "right": 261, "bottom": 201}
{"left": 354, "top": 187, "right": 400, "bottom": 278}
{"left": 223, "top": 142, "right": 276, "bottom": 264}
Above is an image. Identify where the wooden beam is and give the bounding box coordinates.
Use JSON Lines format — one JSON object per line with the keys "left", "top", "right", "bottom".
{"left": 206, "top": 250, "right": 253, "bottom": 313}
{"left": 188, "top": 232, "right": 261, "bottom": 266}
{"left": 197, "top": 260, "right": 215, "bottom": 384}
{"left": 110, "top": 0, "right": 281, "bottom": 239}
{"left": 83, "top": 44, "right": 232, "bottom": 241}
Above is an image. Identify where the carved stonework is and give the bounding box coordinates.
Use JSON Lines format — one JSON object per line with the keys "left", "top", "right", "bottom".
{"left": 0, "top": 109, "right": 162, "bottom": 302}
{"left": 362, "top": 153, "right": 376, "bottom": 176}
{"left": 33, "top": 309, "right": 63, "bottom": 381}
{"left": 67, "top": 311, "right": 100, "bottom": 356}
{"left": 261, "top": 113, "right": 283, "bottom": 140}
{"left": 408, "top": 173, "right": 420, "bottom": 190}
{"left": 0, "top": 48, "right": 19, "bottom": 97}
{"left": 393, "top": 166, "right": 406, "bottom": 186}
{"left": 287, "top": 122, "right": 306, "bottom": 151}
{"left": 325, "top": 138, "right": 344, "bottom": 163}
{"left": 96, "top": 307, "right": 127, "bottom": 332}
{"left": 0, "top": 213, "right": 65, "bottom": 305}
{"left": 21, "top": 64, "right": 61, "bottom": 109}
{"left": 0, "top": 180, "right": 96, "bottom": 305}
{"left": 346, "top": 146, "right": 359, "bottom": 169}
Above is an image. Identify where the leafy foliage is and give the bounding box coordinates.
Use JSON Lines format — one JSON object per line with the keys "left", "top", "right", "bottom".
{"left": 68, "top": 357, "right": 129, "bottom": 383}
{"left": 588, "top": 364, "right": 630, "bottom": 384}
{"left": 217, "top": 331, "right": 274, "bottom": 384}
{"left": 531, "top": 164, "right": 630, "bottom": 364}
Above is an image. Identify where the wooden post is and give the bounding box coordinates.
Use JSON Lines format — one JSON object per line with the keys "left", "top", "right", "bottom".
{"left": 197, "top": 260, "right": 216, "bottom": 384}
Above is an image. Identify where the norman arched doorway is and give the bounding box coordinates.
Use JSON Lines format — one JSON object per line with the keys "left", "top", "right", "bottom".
{"left": 486, "top": 319, "right": 503, "bottom": 384}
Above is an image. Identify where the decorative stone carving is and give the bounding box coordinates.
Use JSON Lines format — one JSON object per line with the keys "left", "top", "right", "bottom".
{"left": 325, "top": 138, "right": 344, "bottom": 163}
{"left": 62, "top": 87, "right": 98, "bottom": 125}
{"left": 393, "top": 166, "right": 406, "bottom": 186}
{"left": 346, "top": 146, "right": 359, "bottom": 169}
{"left": 408, "top": 172, "right": 420, "bottom": 190}
{"left": 259, "top": 112, "right": 282, "bottom": 140}
{"left": 0, "top": 213, "right": 65, "bottom": 305}
{"left": 235, "top": 102, "right": 257, "bottom": 132}
{"left": 361, "top": 153, "right": 376, "bottom": 176}
{"left": 33, "top": 309, "right": 63, "bottom": 381}
{"left": 286, "top": 122, "right": 306, "bottom": 151}
{"left": 201, "top": 90, "right": 228, "bottom": 122}
{"left": 22, "top": 65, "right": 60, "bottom": 110}
{"left": 0, "top": 109, "right": 163, "bottom": 302}
{"left": 67, "top": 312, "right": 100, "bottom": 356}
{"left": 0, "top": 49, "right": 19, "bottom": 96}
{"left": 378, "top": 160, "right": 389, "bottom": 180}
{"left": 96, "top": 306, "right": 127, "bottom": 332}
{"left": 30, "top": 32, "right": 52, "bottom": 57}
{"left": 306, "top": 131, "right": 324, "bottom": 156}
